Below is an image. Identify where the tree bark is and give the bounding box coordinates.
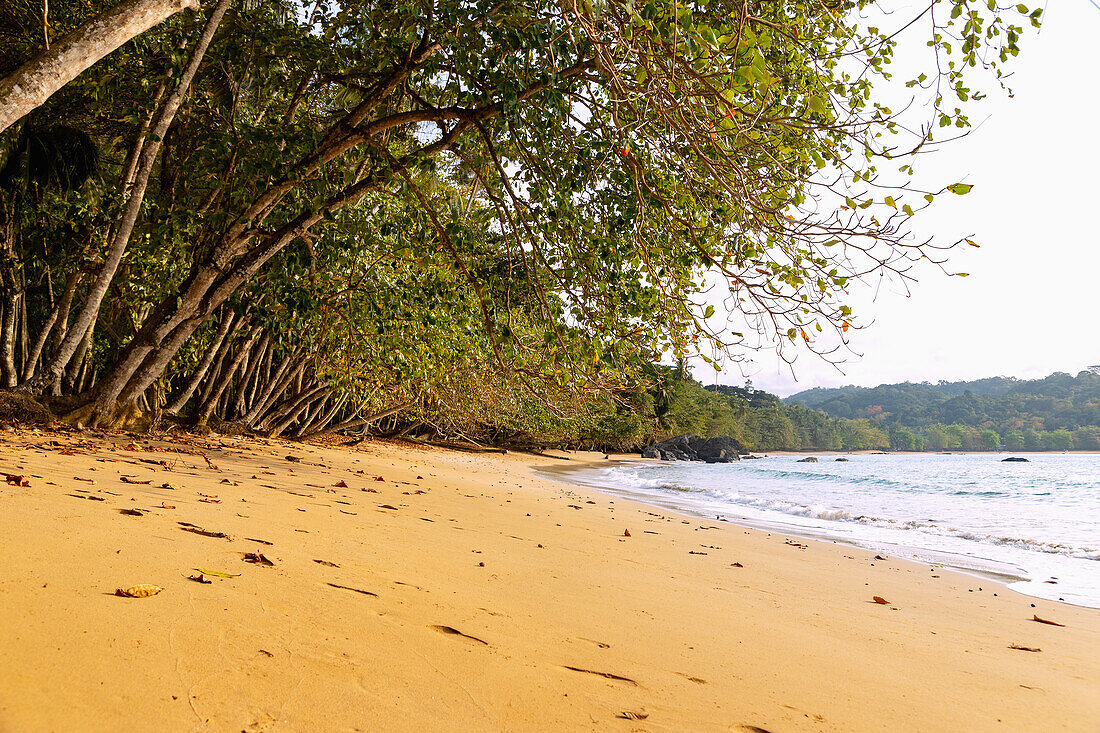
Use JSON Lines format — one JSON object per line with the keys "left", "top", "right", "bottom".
{"left": 0, "top": 0, "right": 200, "bottom": 135}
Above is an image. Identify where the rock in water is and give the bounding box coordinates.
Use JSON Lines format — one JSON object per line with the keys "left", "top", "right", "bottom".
{"left": 797, "top": 457, "right": 818, "bottom": 463}
{"left": 641, "top": 433, "right": 746, "bottom": 462}
{"left": 1002, "top": 456, "right": 1030, "bottom": 462}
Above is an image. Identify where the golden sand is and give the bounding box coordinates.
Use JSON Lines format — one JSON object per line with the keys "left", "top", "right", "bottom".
{"left": 0, "top": 430, "right": 1096, "bottom": 731}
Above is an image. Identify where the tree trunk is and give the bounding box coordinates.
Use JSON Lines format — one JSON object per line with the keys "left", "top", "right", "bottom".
{"left": 232, "top": 331, "right": 268, "bottom": 418}
{"left": 0, "top": 292, "right": 17, "bottom": 387}
{"left": 24, "top": 0, "right": 230, "bottom": 396}
{"left": 271, "top": 388, "right": 329, "bottom": 437}
{"left": 193, "top": 327, "right": 259, "bottom": 427}
{"left": 64, "top": 319, "right": 96, "bottom": 394}
{"left": 0, "top": 0, "right": 200, "bottom": 135}
{"left": 315, "top": 401, "right": 413, "bottom": 437}
{"left": 241, "top": 354, "right": 299, "bottom": 426}
{"left": 259, "top": 383, "right": 323, "bottom": 433}
{"left": 295, "top": 392, "right": 349, "bottom": 438}
{"left": 23, "top": 269, "right": 81, "bottom": 381}
{"left": 163, "top": 308, "right": 234, "bottom": 413}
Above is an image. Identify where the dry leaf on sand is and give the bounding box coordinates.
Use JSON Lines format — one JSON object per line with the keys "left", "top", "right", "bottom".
{"left": 115, "top": 584, "right": 163, "bottom": 598}
{"left": 243, "top": 552, "right": 274, "bottom": 566}
{"left": 872, "top": 596, "right": 890, "bottom": 605}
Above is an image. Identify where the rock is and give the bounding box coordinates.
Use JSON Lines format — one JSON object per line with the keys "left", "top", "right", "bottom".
{"left": 1002, "top": 456, "right": 1030, "bottom": 462}
{"left": 835, "top": 458, "right": 849, "bottom": 462}
{"left": 797, "top": 457, "right": 818, "bottom": 463}
{"left": 642, "top": 433, "right": 746, "bottom": 462}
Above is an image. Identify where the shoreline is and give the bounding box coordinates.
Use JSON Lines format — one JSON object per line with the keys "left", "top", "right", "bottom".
{"left": 535, "top": 457, "right": 1039, "bottom": 593}
{"left": 1, "top": 429, "right": 1097, "bottom": 731}
{"left": 541, "top": 455, "right": 1099, "bottom": 609}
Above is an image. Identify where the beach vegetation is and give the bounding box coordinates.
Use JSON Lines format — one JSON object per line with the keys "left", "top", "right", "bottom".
{"left": 0, "top": 0, "right": 1042, "bottom": 441}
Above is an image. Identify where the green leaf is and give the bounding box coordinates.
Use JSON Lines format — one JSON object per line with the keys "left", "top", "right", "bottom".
{"left": 195, "top": 568, "right": 240, "bottom": 578}
{"left": 947, "top": 183, "right": 973, "bottom": 195}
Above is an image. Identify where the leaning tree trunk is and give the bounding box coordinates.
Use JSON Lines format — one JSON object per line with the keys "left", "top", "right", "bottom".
{"left": 193, "top": 327, "right": 259, "bottom": 428}
{"left": 23, "top": 269, "right": 81, "bottom": 381}
{"left": 23, "top": 0, "right": 231, "bottom": 397}
{"left": 0, "top": 0, "right": 200, "bottom": 135}
{"left": 163, "top": 308, "right": 235, "bottom": 414}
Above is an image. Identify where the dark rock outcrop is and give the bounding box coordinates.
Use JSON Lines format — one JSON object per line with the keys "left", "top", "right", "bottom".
{"left": 835, "top": 458, "right": 849, "bottom": 462}
{"left": 1002, "top": 456, "right": 1030, "bottom": 462}
{"left": 797, "top": 456, "right": 818, "bottom": 463}
{"left": 641, "top": 433, "right": 746, "bottom": 462}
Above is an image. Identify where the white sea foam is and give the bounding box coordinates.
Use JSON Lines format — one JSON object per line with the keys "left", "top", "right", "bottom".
{"left": 560, "top": 453, "right": 1100, "bottom": 607}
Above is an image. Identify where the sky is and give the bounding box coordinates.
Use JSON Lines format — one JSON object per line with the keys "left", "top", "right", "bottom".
{"left": 700, "top": 0, "right": 1100, "bottom": 397}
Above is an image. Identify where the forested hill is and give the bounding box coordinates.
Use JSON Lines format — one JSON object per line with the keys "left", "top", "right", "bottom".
{"left": 782, "top": 370, "right": 1100, "bottom": 450}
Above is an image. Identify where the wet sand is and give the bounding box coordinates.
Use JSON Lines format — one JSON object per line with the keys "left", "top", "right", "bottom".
{"left": 0, "top": 428, "right": 1097, "bottom": 731}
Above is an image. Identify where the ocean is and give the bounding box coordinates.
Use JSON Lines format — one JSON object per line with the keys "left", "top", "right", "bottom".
{"left": 549, "top": 453, "right": 1100, "bottom": 608}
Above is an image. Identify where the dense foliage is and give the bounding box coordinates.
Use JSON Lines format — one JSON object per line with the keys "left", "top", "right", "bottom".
{"left": 785, "top": 370, "right": 1100, "bottom": 451}
{"left": 0, "top": 0, "right": 1040, "bottom": 441}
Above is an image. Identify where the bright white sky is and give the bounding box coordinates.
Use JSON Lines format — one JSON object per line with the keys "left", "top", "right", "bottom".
{"left": 702, "top": 0, "right": 1100, "bottom": 397}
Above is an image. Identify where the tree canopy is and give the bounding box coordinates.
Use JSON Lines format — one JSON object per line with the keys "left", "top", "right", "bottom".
{"left": 0, "top": 0, "right": 1041, "bottom": 441}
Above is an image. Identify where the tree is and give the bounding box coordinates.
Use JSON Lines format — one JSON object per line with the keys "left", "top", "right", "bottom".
{"left": 0, "top": 0, "right": 200, "bottom": 134}
{"left": 0, "top": 0, "right": 1045, "bottom": 437}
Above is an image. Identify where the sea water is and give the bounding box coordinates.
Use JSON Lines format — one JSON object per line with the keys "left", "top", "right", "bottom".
{"left": 549, "top": 453, "right": 1100, "bottom": 608}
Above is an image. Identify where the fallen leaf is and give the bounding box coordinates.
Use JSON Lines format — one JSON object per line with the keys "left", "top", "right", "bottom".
{"left": 188, "top": 574, "right": 212, "bottom": 584}
{"left": 379, "top": 504, "right": 398, "bottom": 510}
{"left": 1008, "top": 644, "right": 1041, "bottom": 652}
{"left": 195, "top": 568, "right": 239, "bottom": 578}
{"left": 616, "top": 711, "right": 649, "bottom": 720}
{"left": 623, "top": 529, "right": 631, "bottom": 537}
{"left": 161, "top": 482, "right": 177, "bottom": 489}
{"left": 1032, "top": 614, "right": 1065, "bottom": 627}
{"left": 4, "top": 474, "right": 29, "bottom": 487}
{"left": 374, "top": 476, "right": 384, "bottom": 482}
{"left": 314, "top": 559, "right": 340, "bottom": 567}
{"left": 220, "top": 478, "right": 238, "bottom": 485}
{"left": 161, "top": 503, "right": 175, "bottom": 509}
{"left": 731, "top": 562, "right": 744, "bottom": 568}
{"left": 74, "top": 476, "right": 95, "bottom": 483}
{"left": 120, "top": 476, "right": 152, "bottom": 484}
{"left": 198, "top": 498, "right": 221, "bottom": 504}
{"left": 118, "top": 508, "right": 144, "bottom": 517}
{"left": 243, "top": 552, "right": 274, "bottom": 566}
{"left": 115, "top": 584, "right": 163, "bottom": 598}
{"left": 334, "top": 480, "right": 348, "bottom": 488}
{"left": 872, "top": 596, "right": 890, "bottom": 605}
{"left": 285, "top": 455, "right": 301, "bottom": 462}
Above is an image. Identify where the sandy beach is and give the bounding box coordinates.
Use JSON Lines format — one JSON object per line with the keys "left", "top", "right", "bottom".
{"left": 0, "top": 427, "right": 1097, "bottom": 732}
